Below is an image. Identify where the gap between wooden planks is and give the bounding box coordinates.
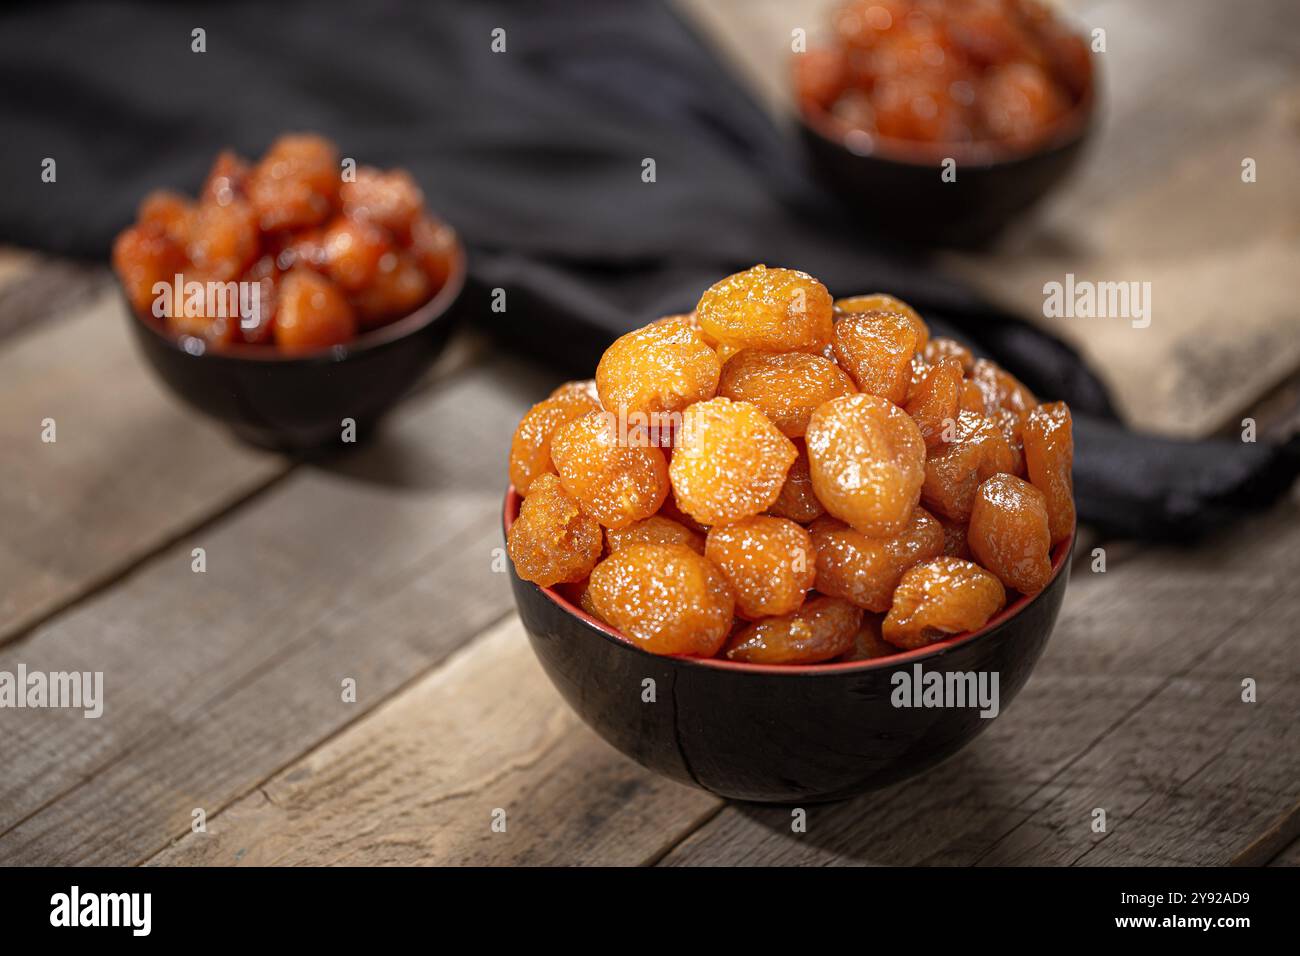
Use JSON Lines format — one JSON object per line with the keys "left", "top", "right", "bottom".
{"left": 148, "top": 491, "right": 1300, "bottom": 866}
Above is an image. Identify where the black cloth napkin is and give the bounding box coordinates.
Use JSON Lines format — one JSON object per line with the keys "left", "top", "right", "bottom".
{"left": 0, "top": 0, "right": 1294, "bottom": 540}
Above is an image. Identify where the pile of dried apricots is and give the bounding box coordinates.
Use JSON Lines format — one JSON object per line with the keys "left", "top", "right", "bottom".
{"left": 112, "top": 133, "right": 457, "bottom": 353}
{"left": 796, "top": 0, "right": 1091, "bottom": 150}
{"left": 507, "top": 265, "right": 1074, "bottom": 666}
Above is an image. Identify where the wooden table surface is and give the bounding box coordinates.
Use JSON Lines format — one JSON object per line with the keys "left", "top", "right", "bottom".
{"left": 1, "top": 0, "right": 1297, "bottom": 866}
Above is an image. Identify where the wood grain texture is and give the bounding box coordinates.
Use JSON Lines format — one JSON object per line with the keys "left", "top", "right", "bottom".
{"left": 659, "top": 495, "right": 1300, "bottom": 866}
{"left": 0, "top": 289, "right": 286, "bottom": 645}
{"left": 0, "top": 352, "right": 555, "bottom": 865}
{"left": 148, "top": 615, "right": 723, "bottom": 866}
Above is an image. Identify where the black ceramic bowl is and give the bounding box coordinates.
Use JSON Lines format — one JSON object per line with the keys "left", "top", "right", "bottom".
{"left": 796, "top": 81, "right": 1094, "bottom": 246}
{"left": 506, "top": 487, "right": 1072, "bottom": 803}
{"left": 123, "top": 236, "right": 466, "bottom": 452}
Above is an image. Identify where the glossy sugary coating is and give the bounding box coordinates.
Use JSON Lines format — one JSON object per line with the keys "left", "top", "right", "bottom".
{"left": 724, "top": 597, "right": 863, "bottom": 665}
{"left": 882, "top": 557, "right": 1007, "bottom": 649}
{"left": 921, "top": 408, "right": 1018, "bottom": 521}
{"left": 810, "top": 507, "right": 943, "bottom": 611}
{"left": 797, "top": 0, "right": 1091, "bottom": 151}
{"left": 1022, "top": 401, "right": 1075, "bottom": 544}
{"left": 717, "top": 348, "right": 855, "bottom": 438}
{"left": 805, "top": 393, "right": 925, "bottom": 537}
{"left": 587, "top": 543, "right": 735, "bottom": 656}
{"left": 704, "top": 516, "right": 815, "bottom": 619}
{"left": 768, "top": 442, "right": 826, "bottom": 523}
{"left": 508, "top": 384, "right": 604, "bottom": 495}
{"left": 835, "top": 293, "right": 929, "bottom": 351}
{"left": 968, "top": 473, "right": 1052, "bottom": 594}
{"left": 832, "top": 310, "right": 919, "bottom": 404}
{"left": 551, "top": 412, "right": 669, "bottom": 530}
{"left": 596, "top": 315, "right": 721, "bottom": 420}
{"left": 504, "top": 267, "right": 1075, "bottom": 665}
{"left": 111, "top": 133, "right": 454, "bottom": 354}
{"left": 606, "top": 515, "right": 705, "bottom": 556}
{"left": 507, "top": 474, "right": 603, "bottom": 588}
{"left": 669, "top": 398, "right": 797, "bottom": 526}
{"left": 695, "top": 265, "right": 834, "bottom": 353}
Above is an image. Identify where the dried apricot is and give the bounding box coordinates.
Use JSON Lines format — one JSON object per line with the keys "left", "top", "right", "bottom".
{"left": 247, "top": 133, "right": 339, "bottom": 232}
{"left": 349, "top": 250, "right": 431, "bottom": 327}
{"left": 805, "top": 393, "right": 925, "bottom": 537}
{"left": 507, "top": 474, "right": 602, "bottom": 587}
{"left": 882, "top": 558, "right": 1007, "bottom": 649}
{"left": 551, "top": 412, "right": 669, "bottom": 529}
{"left": 810, "top": 508, "right": 942, "bottom": 611}
{"left": 968, "top": 473, "right": 1052, "bottom": 594}
{"left": 138, "top": 190, "right": 194, "bottom": 246}
{"left": 186, "top": 198, "right": 259, "bottom": 282}
{"left": 587, "top": 543, "right": 734, "bottom": 656}
{"left": 921, "top": 409, "right": 1018, "bottom": 521}
{"left": 834, "top": 293, "right": 929, "bottom": 350}
{"left": 831, "top": 310, "right": 918, "bottom": 404}
{"left": 508, "top": 386, "right": 604, "bottom": 495}
{"left": 273, "top": 269, "right": 356, "bottom": 352}
{"left": 969, "top": 357, "right": 1037, "bottom": 418}
{"left": 695, "top": 265, "right": 833, "bottom": 353}
{"left": 1022, "top": 401, "right": 1075, "bottom": 544}
{"left": 669, "top": 398, "right": 797, "bottom": 526}
{"left": 768, "top": 442, "right": 825, "bottom": 523}
{"left": 606, "top": 515, "right": 705, "bottom": 555}
{"left": 903, "top": 355, "right": 962, "bottom": 448}
{"left": 595, "top": 316, "right": 721, "bottom": 420}
{"left": 322, "top": 215, "right": 392, "bottom": 293}
{"left": 340, "top": 166, "right": 424, "bottom": 238}
{"left": 704, "top": 516, "right": 815, "bottom": 618}
{"left": 924, "top": 335, "right": 974, "bottom": 372}
{"left": 112, "top": 225, "right": 184, "bottom": 316}
{"left": 837, "top": 613, "right": 896, "bottom": 661}
{"left": 717, "top": 349, "right": 855, "bottom": 438}
{"left": 724, "top": 596, "right": 862, "bottom": 665}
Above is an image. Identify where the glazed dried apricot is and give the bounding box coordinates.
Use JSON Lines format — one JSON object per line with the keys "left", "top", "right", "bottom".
{"left": 924, "top": 335, "right": 974, "bottom": 372}
{"left": 831, "top": 310, "right": 918, "bottom": 404}
{"left": 834, "top": 293, "right": 929, "bottom": 351}
{"left": 810, "top": 508, "right": 942, "bottom": 611}
{"left": 186, "top": 198, "right": 259, "bottom": 281}
{"left": 551, "top": 412, "right": 669, "bottom": 529}
{"left": 805, "top": 393, "right": 925, "bottom": 537}
{"left": 768, "top": 442, "right": 825, "bottom": 523}
{"left": 587, "top": 543, "right": 734, "bottom": 656}
{"left": 112, "top": 225, "right": 184, "bottom": 316}
{"left": 669, "top": 398, "right": 797, "bottom": 526}
{"left": 695, "top": 265, "right": 833, "bottom": 353}
{"left": 938, "top": 515, "right": 972, "bottom": 559}
{"left": 322, "top": 215, "right": 392, "bottom": 293}
{"left": 882, "top": 558, "right": 1007, "bottom": 650}
{"left": 201, "top": 150, "right": 249, "bottom": 208}
{"left": 606, "top": 515, "right": 705, "bottom": 555}
{"left": 595, "top": 316, "right": 721, "bottom": 420}
{"left": 507, "top": 474, "right": 603, "bottom": 587}
{"left": 508, "top": 386, "right": 604, "bottom": 495}
{"left": 717, "top": 349, "right": 855, "bottom": 438}
{"left": 969, "top": 357, "right": 1037, "bottom": 419}
{"left": 349, "top": 251, "right": 432, "bottom": 327}
{"left": 903, "top": 355, "right": 962, "bottom": 448}
{"left": 704, "top": 516, "right": 815, "bottom": 618}
{"left": 838, "top": 613, "right": 896, "bottom": 661}
{"left": 968, "top": 473, "right": 1053, "bottom": 594}
{"left": 273, "top": 269, "right": 356, "bottom": 352}
{"left": 723, "top": 596, "right": 862, "bottom": 665}
{"left": 340, "top": 166, "right": 424, "bottom": 238}
{"left": 921, "top": 409, "right": 1018, "bottom": 521}
{"left": 1022, "top": 402, "right": 1075, "bottom": 545}
{"left": 138, "top": 190, "right": 194, "bottom": 246}
{"left": 247, "top": 133, "right": 339, "bottom": 232}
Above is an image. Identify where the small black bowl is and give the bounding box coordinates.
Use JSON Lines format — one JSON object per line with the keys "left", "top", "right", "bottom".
{"left": 123, "top": 238, "right": 466, "bottom": 452}
{"left": 797, "top": 86, "right": 1094, "bottom": 246}
{"left": 506, "top": 487, "right": 1072, "bottom": 803}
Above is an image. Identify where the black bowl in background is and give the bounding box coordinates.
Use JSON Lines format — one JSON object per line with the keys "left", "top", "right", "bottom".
{"left": 506, "top": 487, "right": 1073, "bottom": 803}
{"left": 797, "top": 85, "right": 1094, "bottom": 246}
{"left": 123, "top": 237, "right": 467, "bottom": 453}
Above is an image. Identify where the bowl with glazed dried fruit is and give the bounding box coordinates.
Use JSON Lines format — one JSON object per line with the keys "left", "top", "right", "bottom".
{"left": 793, "top": 0, "right": 1096, "bottom": 244}
{"left": 503, "top": 266, "right": 1077, "bottom": 802}
{"left": 114, "top": 134, "right": 466, "bottom": 452}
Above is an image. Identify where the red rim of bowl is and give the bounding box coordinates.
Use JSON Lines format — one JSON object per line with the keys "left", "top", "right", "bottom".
{"left": 504, "top": 486, "right": 1073, "bottom": 675}
{"left": 792, "top": 57, "right": 1096, "bottom": 169}
{"left": 122, "top": 227, "right": 467, "bottom": 365}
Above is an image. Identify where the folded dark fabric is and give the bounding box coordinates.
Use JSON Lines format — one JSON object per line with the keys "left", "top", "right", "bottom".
{"left": 0, "top": 0, "right": 1293, "bottom": 540}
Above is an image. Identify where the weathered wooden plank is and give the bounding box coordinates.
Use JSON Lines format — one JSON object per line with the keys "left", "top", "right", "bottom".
{"left": 0, "top": 289, "right": 286, "bottom": 644}
{"left": 659, "top": 497, "right": 1300, "bottom": 866}
{"left": 147, "top": 615, "right": 723, "bottom": 866}
{"left": 0, "top": 352, "right": 551, "bottom": 864}
{"left": 0, "top": 255, "right": 112, "bottom": 342}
